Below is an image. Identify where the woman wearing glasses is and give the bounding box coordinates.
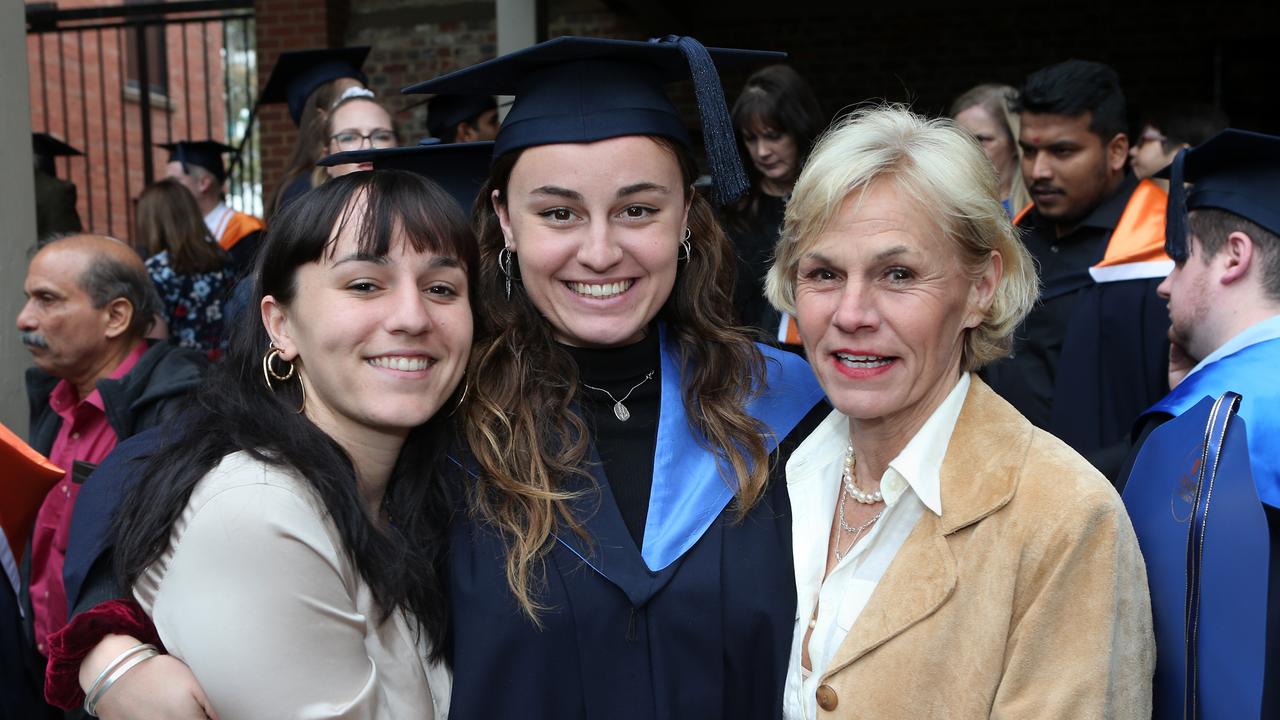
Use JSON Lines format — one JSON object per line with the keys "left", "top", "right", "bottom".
{"left": 322, "top": 90, "right": 399, "bottom": 179}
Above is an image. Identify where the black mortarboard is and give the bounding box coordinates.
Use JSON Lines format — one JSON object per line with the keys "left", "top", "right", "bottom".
{"left": 426, "top": 94, "right": 498, "bottom": 140}
{"left": 32, "top": 133, "right": 83, "bottom": 158}
{"left": 158, "top": 140, "right": 236, "bottom": 183}
{"left": 1158, "top": 129, "right": 1280, "bottom": 262}
{"left": 32, "top": 133, "right": 83, "bottom": 176}
{"left": 260, "top": 47, "right": 371, "bottom": 126}
{"left": 317, "top": 140, "right": 494, "bottom": 212}
{"left": 403, "top": 36, "right": 784, "bottom": 207}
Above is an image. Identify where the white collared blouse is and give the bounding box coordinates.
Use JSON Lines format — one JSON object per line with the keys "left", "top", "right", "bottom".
{"left": 782, "top": 372, "right": 970, "bottom": 720}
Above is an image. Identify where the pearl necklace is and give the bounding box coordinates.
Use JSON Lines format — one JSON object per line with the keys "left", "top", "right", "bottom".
{"left": 841, "top": 444, "right": 882, "bottom": 504}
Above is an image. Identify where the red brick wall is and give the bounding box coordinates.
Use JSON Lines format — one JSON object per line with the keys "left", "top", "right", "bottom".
{"left": 27, "top": 1, "right": 230, "bottom": 241}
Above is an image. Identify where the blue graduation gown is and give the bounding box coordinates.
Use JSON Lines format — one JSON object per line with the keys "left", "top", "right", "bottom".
{"left": 1123, "top": 335, "right": 1280, "bottom": 718}
{"left": 446, "top": 340, "right": 825, "bottom": 719}
{"left": 1141, "top": 335, "right": 1280, "bottom": 508}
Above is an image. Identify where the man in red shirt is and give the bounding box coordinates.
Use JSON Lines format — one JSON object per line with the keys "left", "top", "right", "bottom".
{"left": 14, "top": 234, "right": 205, "bottom": 710}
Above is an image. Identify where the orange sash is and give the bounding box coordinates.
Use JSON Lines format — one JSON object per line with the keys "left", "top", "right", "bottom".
{"left": 218, "top": 211, "right": 266, "bottom": 251}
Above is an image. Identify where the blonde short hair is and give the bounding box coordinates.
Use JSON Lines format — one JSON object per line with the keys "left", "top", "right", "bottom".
{"left": 765, "top": 105, "right": 1038, "bottom": 370}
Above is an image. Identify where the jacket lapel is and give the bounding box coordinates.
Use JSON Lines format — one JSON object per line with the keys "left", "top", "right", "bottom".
{"left": 823, "top": 378, "right": 1030, "bottom": 675}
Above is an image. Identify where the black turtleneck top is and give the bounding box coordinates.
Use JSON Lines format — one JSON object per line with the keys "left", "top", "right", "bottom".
{"left": 561, "top": 329, "right": 661, "bottom": 548}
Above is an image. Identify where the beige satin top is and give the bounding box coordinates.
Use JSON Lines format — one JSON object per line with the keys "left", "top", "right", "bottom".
{"left": 134, "top": 451, "right": 449, "bottom": 719}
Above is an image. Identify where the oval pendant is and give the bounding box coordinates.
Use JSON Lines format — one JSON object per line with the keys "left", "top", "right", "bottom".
{"left": 613, "top": 401, "right": 631, "bottom": 422}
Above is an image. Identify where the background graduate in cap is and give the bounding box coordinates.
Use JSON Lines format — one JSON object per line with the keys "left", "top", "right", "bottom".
{"left": 425, "top": 94, "right": 500, "bottom": 144}
{"left": 318, "top": 138, "right": 494, "bottom": 212}
{"left": 1120, "top": 128, "right": 1280, "bottom": 717}
{"left": 160, "top": 140, "right": 265, "bottom": 264}
{"left": 258, "top": 46, "right": 371, "bottom": 217}
{"left": 404, "top": 35, "right": 825, "bottom": 720}
{"left": 32, "top": 133, "right": 83, "bottom": 242}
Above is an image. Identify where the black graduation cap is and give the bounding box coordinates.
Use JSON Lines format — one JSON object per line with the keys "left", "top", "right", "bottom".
{"left": 1159, "top": 129, "right": 1280, "bottom": 262}
{"left": 32, "top": 133, "right": 83, "bottom": 176}
{"left": 157, "top": 140, "right": 236, "bottom": 183}
{"left": 426, "top": 94, "right": 498, "bottom": 139}
{"left": 402, "top": 36, "right": 784, "bottom": 207}
{"left": 32, "top": 133, "right": 83, "bottom": 159}
{"left": 317, "top": 140, "right": 494, "bottom": 212}
{"left": 260, "top": 46, "right": 371, "bottom": 126}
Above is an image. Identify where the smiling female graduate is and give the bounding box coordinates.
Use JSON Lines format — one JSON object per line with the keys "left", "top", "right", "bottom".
{"left": 403, "top": 36, "right": 828, "bottom": 719}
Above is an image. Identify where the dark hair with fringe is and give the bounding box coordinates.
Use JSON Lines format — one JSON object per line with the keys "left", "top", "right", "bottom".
{"left": 461, "top": 137, "right": 772, "bottom": 619}
{"left": 112, "top": 170, "right": 476, "bottom": 660}
{"left": 725, "top": 64, "right": 827, "bottom": 232}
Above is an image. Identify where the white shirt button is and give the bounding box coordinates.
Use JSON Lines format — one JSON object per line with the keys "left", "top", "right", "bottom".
{"left": 71, "top": 432, "right": 80, "bottom": 440}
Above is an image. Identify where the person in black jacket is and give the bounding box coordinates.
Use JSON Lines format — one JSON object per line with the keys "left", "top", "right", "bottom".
{"left": 13, "top": 234, "right": 206, "bottom": 716}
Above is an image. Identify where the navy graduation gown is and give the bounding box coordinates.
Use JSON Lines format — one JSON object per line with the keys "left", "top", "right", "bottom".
{"left": 447, "top": 339, "right": 826, "bottom": 719}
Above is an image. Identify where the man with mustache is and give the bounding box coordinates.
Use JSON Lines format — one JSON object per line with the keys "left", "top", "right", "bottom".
{"left": 983, "top": 59, "right": 1172, "bottom": 479}
{"left": 14, "top": 234, "right": 206, "bottom": 711}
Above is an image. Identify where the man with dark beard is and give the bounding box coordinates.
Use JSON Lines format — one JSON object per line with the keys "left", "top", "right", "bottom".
{"left": 982, "top": 59, "right": 1172, "bottom": 479}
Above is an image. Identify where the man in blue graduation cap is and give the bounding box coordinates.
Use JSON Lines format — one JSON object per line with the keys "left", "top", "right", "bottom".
{"left": 1121, "top": 129, "right": 1280, "bottom": 496}
{"left": 1120, "top": 128, "right": 1280, "bottom": 717}
{"left": 160, "top": 140, "right": 265, "bottom": 262}
{"left": 426, "top": 94, "right": 500, "bottom": 144}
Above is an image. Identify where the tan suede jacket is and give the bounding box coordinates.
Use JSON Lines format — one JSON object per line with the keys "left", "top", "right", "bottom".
{"left": 810, "top": 379, "right": 1155, "bottom": 719}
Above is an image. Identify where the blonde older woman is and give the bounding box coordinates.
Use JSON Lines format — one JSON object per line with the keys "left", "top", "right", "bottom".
{"left": 766, "top": 106, "right": 1154, "bottom": 719}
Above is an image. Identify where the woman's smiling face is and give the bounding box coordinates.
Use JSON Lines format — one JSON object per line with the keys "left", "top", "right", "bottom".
{"left": 264, "top": 195, "right": 473, "bottom": 441}
{"left": 494, "top": 135, "right": 691, "bottom": 348}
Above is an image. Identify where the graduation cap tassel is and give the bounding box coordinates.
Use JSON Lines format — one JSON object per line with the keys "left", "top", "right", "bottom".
{"left": 1165, "top": 147, "right": 1189, "bottom": 263}
{"left": 656, "top": 35, "right": 750, "bottom": 208}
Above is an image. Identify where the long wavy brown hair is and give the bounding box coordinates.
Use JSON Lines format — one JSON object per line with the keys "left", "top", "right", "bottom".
{"left": 463, "top": 137, "right": 773, "bottom": 619}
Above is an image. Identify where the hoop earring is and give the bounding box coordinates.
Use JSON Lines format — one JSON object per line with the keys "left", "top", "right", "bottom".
{"left": 679, "top": 226, "right": 692, "bottom": 262}
{"left": 262, "top": 346, "right": 295, "bottom": 388}
{"left": 498, "top": 247, "right": 515, "bottom": 300}
{"left": 262, "top": 345, "right": 306, "bottom": 414}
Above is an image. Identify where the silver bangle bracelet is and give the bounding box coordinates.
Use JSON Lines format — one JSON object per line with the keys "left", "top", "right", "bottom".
{"left": 83, "top": 643, "right": 158, "bottom": 716}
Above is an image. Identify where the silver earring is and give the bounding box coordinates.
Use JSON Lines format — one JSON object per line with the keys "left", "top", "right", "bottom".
{"left": 498, "top": 247, "right": 514, "bottom": 300}
{"left": 679, "top": 226, "right": 692, "bottom": 262}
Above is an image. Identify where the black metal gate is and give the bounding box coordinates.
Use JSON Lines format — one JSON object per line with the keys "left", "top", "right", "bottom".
{"left": 26, "top": 0, "right": 258, "bottom": 242}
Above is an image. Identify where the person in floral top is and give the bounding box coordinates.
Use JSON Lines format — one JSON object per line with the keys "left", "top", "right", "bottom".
{"left": 135, "top": 179, "right": 236, "bottom": 359}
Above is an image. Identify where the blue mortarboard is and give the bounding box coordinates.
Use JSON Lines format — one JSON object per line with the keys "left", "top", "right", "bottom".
{"left": 260, "top": 47, "right": 371, "bottom": 126}
{"left": 158, "top": 140, "right": 235, "bottom": 183}
{"left": 317, "top": 140, "right": 494, "bottom": 212}
{"left": 402, "top": 36, "right": 784, "bottom": 207}
{"left": 1158, "top": 129, "right": 1280, "bottom": 262}
{"left": 426, "top": 94, "right": 498, "bottom": 139}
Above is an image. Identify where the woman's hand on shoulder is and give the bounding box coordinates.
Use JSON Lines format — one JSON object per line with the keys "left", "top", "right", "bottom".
{"left": 91, "top": 654, "right": 220, "bottom": 720}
